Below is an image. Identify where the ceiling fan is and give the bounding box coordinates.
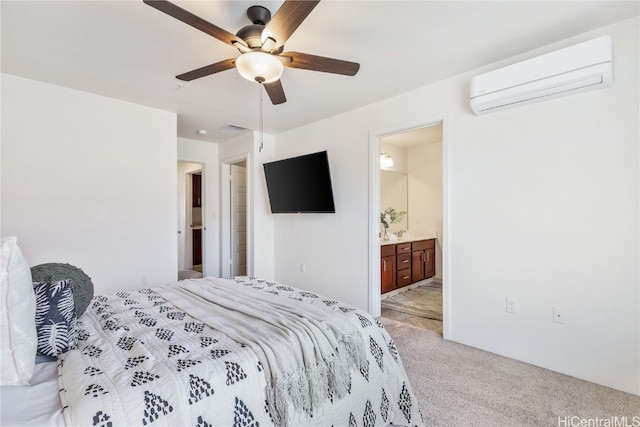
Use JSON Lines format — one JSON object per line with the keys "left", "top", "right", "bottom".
{"left": 143, "top": 0, "right": 360, "bottom": 105}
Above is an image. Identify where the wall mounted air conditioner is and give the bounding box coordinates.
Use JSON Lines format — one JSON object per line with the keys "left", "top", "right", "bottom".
{"left": 470, "top": 36, "right": 613, "bottom": 115}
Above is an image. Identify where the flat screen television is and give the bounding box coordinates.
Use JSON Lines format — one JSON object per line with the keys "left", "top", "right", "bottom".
{"left": 263, "top": 150, "right": 336, "bottom": 213}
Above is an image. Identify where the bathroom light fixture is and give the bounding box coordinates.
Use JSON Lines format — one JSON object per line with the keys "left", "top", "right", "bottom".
{"left": 379, "top": 153, "right": 394, "bottom": 168}
{"left": 236, "top": 51, "right": 284, "bottom": 84}
{"left": 197, "top": 129, "right": 208, "bottom": 136}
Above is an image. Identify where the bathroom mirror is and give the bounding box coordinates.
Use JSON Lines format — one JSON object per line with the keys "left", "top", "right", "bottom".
{"left": 380, "top": 170, "right": 408, "bottom": 232}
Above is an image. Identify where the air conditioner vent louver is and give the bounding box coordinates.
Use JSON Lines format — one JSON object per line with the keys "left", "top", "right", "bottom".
{"left": 470, "top": 36, "right": 613, "bottom": 115}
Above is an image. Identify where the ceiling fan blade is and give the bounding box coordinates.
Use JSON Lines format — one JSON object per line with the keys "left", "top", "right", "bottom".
{"left": 262, "top": 0, "right": 320, "bottom": 48}
{"left": 143, "top": 0, "right": 246, "bottom": 48}
{"left": 176, "top": 58, "right": 237, "bottom": 81}
{"left": 264, "top": 80, "right": 287, "bottom": 105}
{"left": 281, "top": 51, "right": 360, "bottom": 76}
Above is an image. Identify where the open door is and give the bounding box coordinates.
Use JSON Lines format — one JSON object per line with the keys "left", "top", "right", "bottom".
{"left": 221, "top": 158, "right": 249, "bottom": 278}
{"left": 231, "top": 163, "right": 247, "bottom": 276}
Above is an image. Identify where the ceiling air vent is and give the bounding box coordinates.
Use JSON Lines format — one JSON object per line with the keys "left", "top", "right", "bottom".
{"left": 216, "top": 124, "right": 251, "bottom": 135}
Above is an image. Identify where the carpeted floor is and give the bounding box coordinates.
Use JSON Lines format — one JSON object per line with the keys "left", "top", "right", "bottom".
{"left": 381, "top": 282, "right": 442, "bottom": 320}
{"left": 178, "top": 269, "right": 203, "bottom": 280}
{"left": 381, "top": 317, "right": 640, "bottom": 427}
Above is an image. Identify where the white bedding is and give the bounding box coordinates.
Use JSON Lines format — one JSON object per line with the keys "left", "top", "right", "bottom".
{"left": 3, "top": 277, "right": 424, "bottom": 426}
{"left": 154, "top": 279, "right": 368, "bottom": 425}
{"left": 0, "top": 361, "right": 65, "bottom": 426}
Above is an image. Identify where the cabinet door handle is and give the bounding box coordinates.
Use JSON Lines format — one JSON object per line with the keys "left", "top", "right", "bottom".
{"left": 402, "top": 259, "right": 409, "bottom": 264}
{"left": 402, "top": 275, "right": 409, "bottom": 280}
{"left": 382, "top": 260, "right": 386, "bottom": 272}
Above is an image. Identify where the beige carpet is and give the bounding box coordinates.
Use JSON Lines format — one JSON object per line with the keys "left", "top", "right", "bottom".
{"left": 381, "top": 282, "right": 442, "bottom": 320}
{"left": 178, "top": 269, "right": 203, "bottom": 280}
{"left": 382, "top": 317, "right": 640, "bottom": 427}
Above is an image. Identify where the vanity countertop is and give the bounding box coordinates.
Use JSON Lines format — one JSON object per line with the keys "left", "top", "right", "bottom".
{"left": 381, "top": 233, "right": 437, "bottom": 246}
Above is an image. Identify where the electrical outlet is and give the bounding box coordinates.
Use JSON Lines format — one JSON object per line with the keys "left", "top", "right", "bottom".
{"left": 300, "top": 263, "right": 306, "bottom": 273}
{"left": 506, "top": 298, "right": 517, "bottom": 314}
{"left": 553, "top": 307, "right": 566, "bottom": 324}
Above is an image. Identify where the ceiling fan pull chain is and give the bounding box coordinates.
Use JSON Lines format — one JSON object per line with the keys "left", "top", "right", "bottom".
{"left": 259, "top": 83, "right": 264, "bottom": 153}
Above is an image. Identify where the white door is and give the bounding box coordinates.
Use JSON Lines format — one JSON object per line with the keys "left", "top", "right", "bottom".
{"left": 231, "top": 164, "right": 247, "bottom": 276}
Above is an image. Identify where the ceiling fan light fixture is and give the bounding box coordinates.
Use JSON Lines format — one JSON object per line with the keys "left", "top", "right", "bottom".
{"left": 236, "top": 51, "right": 284, "bottom": 84}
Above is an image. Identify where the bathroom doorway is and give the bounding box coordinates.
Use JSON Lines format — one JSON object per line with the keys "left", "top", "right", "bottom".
{"left": 379, "top": 124, "right": 444, "bottom": 335}
{"left": 369, "top": 114, "right": 450, "bottom": 339}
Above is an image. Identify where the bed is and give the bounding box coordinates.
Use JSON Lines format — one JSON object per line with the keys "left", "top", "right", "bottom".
{"left": 1, "top": 274, "right": 423, "bottom": 426}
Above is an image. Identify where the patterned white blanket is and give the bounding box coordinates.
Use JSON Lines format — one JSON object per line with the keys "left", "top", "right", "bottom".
{"left": 58, "top": 277, "right": 424, "bottom": 426}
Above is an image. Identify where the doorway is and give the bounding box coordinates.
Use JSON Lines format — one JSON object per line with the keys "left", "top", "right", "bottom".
{"left": 379, "top": 124, "right": 444, "bottom": 335}
{"left": 177, "top": 161, "right": 205, "bottom": 280}
{"left": 369, "top": 114, "right": 450, "bottom": 339}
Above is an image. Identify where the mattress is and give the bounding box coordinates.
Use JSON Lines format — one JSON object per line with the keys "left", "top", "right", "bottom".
{"left": 0, "top": 360, "right": 65, "bottom": 426}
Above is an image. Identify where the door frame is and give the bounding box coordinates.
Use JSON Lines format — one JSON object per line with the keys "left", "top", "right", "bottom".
{"left": 368, "top": 113, "right": 452, "bottom": 339}
{"left": 220, "top": 153, "right": 252, "bottom": 278}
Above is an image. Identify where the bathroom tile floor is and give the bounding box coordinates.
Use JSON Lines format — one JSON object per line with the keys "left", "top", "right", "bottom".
{"left": 381, "top": 308, "right": 443, "bottom": 336}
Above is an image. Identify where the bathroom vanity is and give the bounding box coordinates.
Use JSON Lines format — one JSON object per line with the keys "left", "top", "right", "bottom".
{"left": 381, "top": 237, "right": 436, "bottom": 294}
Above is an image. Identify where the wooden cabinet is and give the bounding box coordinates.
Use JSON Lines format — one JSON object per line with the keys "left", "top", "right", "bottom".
{"left": 396, "top": 252, "right": 412, "bottom": 287}
{"left": 192, "top": 229, "right": 202, "bottom": 266}
{"left": 424, "top": 248, "right": 435, "bottom": 278}
{"left": 396, "top": 253, "right": 411, "bottom": 272}
{"left": 381, "top": 238, "right": 436, "bottom": 293}
{"left": 396, "top": 243, "right": 412, "bottom": 255}
{"left": 411, "top": 239, "right": 435, "bottom": 283}
{"left": 192, "top": 174, "right": 202, "bottom": 207}
{"left": 380, "top": 245, "right": 396, "bottom": 293}
{"left": 396, "top": 267, "right": 412, "bottom": 287}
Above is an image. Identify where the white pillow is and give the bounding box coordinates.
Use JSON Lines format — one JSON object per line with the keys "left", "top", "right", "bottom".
{"left": 0, "top": 236, "right": 37, "bottom": 385}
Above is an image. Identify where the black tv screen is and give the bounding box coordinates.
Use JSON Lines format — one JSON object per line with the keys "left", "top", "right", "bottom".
{"left": 263, "top": 151, "right": 336, "bottom": 213}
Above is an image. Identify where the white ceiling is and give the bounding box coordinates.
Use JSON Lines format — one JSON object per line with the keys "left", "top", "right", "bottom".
{"left": 2, "top": 1, "right": 638, "bottom": 143}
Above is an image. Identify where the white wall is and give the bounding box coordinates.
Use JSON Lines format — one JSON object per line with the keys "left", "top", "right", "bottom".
{"left": 271, "top": 113, "right": 370, "bottom": 308}
{"left": 177, "top": 138, "right": 219, "bottom": 276}
{"left": 270, "top": 18, "right": 639, "bottom": 395}
{"left": 1, "top": 74, "right": 178, "bottom": 294}
{"left": 250, "top": 132, "right": 276, "bottom": 280}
